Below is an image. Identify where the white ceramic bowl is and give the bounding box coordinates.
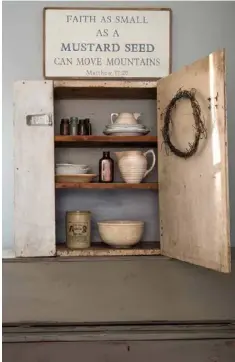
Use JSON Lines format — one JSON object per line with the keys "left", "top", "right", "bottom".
{"left": 56, "top": 163, "right": 90, "bottom": 175}
{"left": 97, "top": 220, "right": 144, "bottom": 248}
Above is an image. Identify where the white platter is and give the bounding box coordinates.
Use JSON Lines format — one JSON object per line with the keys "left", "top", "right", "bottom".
{"left": 55, "top": 174, "right": 97, "bottom": 183}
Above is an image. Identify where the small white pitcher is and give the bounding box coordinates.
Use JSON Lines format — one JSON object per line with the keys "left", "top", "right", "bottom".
{"left": 111, "top": 112, "right": 141, "bottom": 125}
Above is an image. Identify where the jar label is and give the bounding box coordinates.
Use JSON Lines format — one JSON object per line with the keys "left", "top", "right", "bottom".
{"left": 68, "top": 222, "right": 88, "bottom": 235}
{"left": 102, "top": 160, "right": 111, "bottom": 181}
{"left": 67, "top": 222, "right": 89, "bottom": 245}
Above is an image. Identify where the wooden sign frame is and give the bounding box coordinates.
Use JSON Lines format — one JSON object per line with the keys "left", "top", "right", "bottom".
{"left": 43, "top": 7, "right": 172, "bottom": 80}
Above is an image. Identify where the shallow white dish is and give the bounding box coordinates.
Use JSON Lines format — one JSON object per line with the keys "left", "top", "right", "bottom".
{"left": 103, "top": 129, "right": 150, "bottom": 136}
{"left": 105, "top": 126, "right": 147, "bottom": 132}
{"left": 97, "top": 220, "right": 144, "bottom": 248}
{"left": 105, "top": 124, "right": 146, "bottom": 129}
{"left": 55, "top": 174, "right": 97, "bottom": 183}
{"left": 105, "top": 132, "right": 148, "bottom": 136}
{"left": 103, "top": 124, "right": 150, "bottom": 136}
{"left": 56, "top": 163, "right": 90, "bottom": 175}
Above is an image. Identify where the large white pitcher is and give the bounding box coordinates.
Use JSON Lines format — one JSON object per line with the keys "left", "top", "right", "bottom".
{"left": 115, "top": 150, "right": 156, "bottom": 184}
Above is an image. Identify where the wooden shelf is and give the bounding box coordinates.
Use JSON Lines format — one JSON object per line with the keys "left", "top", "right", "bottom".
{"left": 55, "top": 182, "right": 158, "bottom": 190}
{"left": 56, "top": 242, "right": 161, "bottom": 257}
{"left": 55, "top": 135, "right": 157, "bottom": 148}
{"left": 54, "top": 80, "right": 157, "bottom": 99}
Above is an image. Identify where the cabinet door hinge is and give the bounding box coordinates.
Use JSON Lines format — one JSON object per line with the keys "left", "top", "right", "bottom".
{"left": 26, "top": 113, "right": 53, "bottom": 126}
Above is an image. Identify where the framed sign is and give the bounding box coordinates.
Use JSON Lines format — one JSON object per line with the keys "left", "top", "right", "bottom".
{"left": 43, "top": 7, "right": 171, "bottom": 79}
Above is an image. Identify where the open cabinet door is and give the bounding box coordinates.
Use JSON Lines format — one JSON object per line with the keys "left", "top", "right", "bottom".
{"left": 14, "top": 81, "right": 55, "bottom": 257}
{"left": 157, "top": 49, "right": 230, "bottom": 272}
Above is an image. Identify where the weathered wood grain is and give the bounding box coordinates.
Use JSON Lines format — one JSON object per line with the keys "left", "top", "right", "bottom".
{"left": 54, "top": 80, "right": 158, "bottom": 89}
{"left": 3, "top": 254, "right": 235, "bottom": 324}
{"left": 3, "top": 339, "right": 235, "bottom": 362}
{"left": 55, "top": 182, "right": 158, "bottom": 189}
{"left": 56, "top": 242, "right": 160, "bottom": 257}
{"left": 14, "top": 81, "right": 56, "bottom": 257}
{"left": 54, "top": 80, "right": 158, "bottom": 99}
{"left": 55, "top": 135, "right": 158, "bottom": 148}
{"left": 3, "top": 323, "right": 235, "bottom": 343}
{"left": 55, "top": 87, "right": 157, "bottom": 100}
{"left": 157, "top": 49, "right": 230, "bottom": 272}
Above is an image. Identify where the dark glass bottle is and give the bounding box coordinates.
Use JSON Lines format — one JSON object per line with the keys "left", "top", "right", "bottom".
{"left": 60, "top": 118, "right": 70, "bottom": 135}
{"left": 85, "top": 118, "right": 92, "bottom": 135}
{"left": 99, "top": 151, "right": 114, "bottom": 183}
{"left": 78, "top": 119, "right": 89, "bottom": 135}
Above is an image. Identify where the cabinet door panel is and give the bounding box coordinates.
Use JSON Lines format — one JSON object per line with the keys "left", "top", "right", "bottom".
{"left": 157, "top": 49, "right": 230, "bottom": 272}
{"left": 14, "top": 81, "right": 55, "bottom": 257}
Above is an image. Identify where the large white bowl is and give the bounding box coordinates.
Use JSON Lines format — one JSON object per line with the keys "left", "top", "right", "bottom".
{"left": 97, "top": 220, "right": 144, "bottom": 248}
{"left": 56, "top": 163, "right": 90, "bottom": 175}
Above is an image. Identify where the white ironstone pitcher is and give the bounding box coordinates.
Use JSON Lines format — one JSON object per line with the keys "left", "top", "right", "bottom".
{"left": 111, "top": 112, "right": 141, "bottom": 125}
{"left": 115, "top": 150, "right": 156, "bottom": 184}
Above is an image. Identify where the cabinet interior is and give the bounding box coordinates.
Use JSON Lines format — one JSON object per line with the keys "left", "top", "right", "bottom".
{"left": 53, "top": 82, "right": 160, "bottom": 257}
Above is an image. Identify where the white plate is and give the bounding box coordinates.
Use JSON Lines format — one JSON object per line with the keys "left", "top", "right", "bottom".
{"left": 104, "top": 133, "right": 149, "bottom": 136}
{"left": 103, "top": 129, "right": 150, "bottom": 136}
{"left": 105, "top": 124, "right": 146, "bottom": 129}
{"left": 56, "top": 164, "right": 90, "bottom": 175}
{"left": 56, "top": 163, "right": 89, "bottom": 167}
{"left": 105, "top": 128, "right": 148, "bottom": 132}
{"left": 55, "top": 174, "right": 97, "bottom": 183}
{"left": 104, "top": 125, "right": 149, "bottom": 132}
{"left": 105, "top": 127, "right": 147, "bottom": 131}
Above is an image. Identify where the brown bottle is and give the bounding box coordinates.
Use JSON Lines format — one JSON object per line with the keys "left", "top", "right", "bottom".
{"left": 85, "top": 118, "right": 92, "bottom": 135}
{"left": 99, "top": 151, "right": 114, "bottom": 183}
{"left": 60, "top": 118, "right": 70, "bottom": 135}
{"left": 78, "top": 119, "right": 89, "bottom": 135}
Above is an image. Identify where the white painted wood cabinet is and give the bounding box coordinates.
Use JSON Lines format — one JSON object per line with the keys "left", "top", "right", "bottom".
{"left": 13, "top": 49, "right": 230, "bottom": 273}
{"left": 14, "top": 81, "right": 55, "bottom": 257}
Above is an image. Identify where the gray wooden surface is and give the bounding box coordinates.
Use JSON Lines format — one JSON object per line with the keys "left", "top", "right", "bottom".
{"left": 3, "top": 323, "right": 235, "bottom": 343}
{"left": 3, "top": 253, "right": 235, "bottom": 324}
{"left": 3, "top": 339, "right": 235, "bottom": 362}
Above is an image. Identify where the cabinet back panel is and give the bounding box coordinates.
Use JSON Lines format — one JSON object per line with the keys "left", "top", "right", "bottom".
{"left": 54, "top": 99, "right": 157, "bottom": 135}
{"left": 56, "top": 190, "right": 158, "bottom": 243}
{"left": 54, "top": 99, "right": 158, "bottom": 244}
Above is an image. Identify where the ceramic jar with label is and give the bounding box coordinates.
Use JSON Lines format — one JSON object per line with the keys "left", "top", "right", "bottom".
{"left": 66, "top": 211, "right": 91, "bottom": 249}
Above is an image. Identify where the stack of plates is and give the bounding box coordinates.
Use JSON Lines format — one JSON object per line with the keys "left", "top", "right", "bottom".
{"left": 56, "top": 163, "right": 90, "bottom": 175}
{"left": 103, "top": 124, "right": 150, "bottom": 136}
{"left": 55, "top": 163, "right": 97, "bottom": 183}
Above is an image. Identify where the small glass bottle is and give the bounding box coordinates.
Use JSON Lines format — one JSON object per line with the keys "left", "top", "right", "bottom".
{"left": 60, "top": 118, "right": 70, "bottom": 135}
{"left": 85, "top": 118, "right": 92, "bottom": 135}
{"left": 78, "top": 119, "right": 89, "bottom": 136}
{"left": 69, "top": 117, "right": 78, "bottom": 135}
{"left": 99, "top": 151, "right": 114, "bottom": 183}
